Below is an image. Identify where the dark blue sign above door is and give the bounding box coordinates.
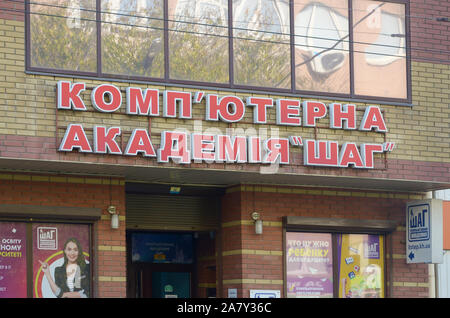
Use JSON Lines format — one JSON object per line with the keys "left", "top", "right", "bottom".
{"left": 131, "top": 232, "right": 193, "bottom": 264}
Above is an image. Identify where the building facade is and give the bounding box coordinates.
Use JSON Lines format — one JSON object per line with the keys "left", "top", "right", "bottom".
{"left": 0, "top": 0, "right": 449, "bottom": 298}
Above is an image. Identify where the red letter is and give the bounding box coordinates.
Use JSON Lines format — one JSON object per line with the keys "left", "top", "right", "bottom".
{"left": 206, "top": 95, "right": 245, "bottom": 123}
{"left": 57, "top": 81, "right": 86, "bottom": 110}
{"left": 339, "top": 143, "right": 364, "bottom": 168}
{"left": 59, "top": 124, "right": 92, "bottom": 152}
{"left": 304, "top": 140, "right": 339, "bottom": 167}
{"left": 276, "top": 99, "right": 301, "bottom": 126}
{"left": 361, "top": 144, "right": 384, "bottom": 168}
{"left": 157, "top": 131, "right": 190, "bottom": 164}
{"left": 329, "top": 103, "right": 356, "bottom": 130}
{"left": 247, "top": 97, "right": 273, "bottom": 124}
{"left": 124, "top": 129, "right": 156, "bottom": 157}
{"left": 91, "top": 84, "right": 122, "bottom": 113}
{"left": 163, "top": 91, "right": 192, "bottom": 119}
{"left": 126, "top": 87, "right": 159, "bottom": 116}
{"left": 360, "top": 106, "right": 387, "bottom": 132}
{"left": 94, "top": 126, "right": 122, "bottom": 155}
{"left": 248, "top": 136, "right": 261, "bottom": 163}
{"left": 263, "top": 138, "right": 289, "bottom": 164}
{"left": 303, "top": 101, "right": 327, "bottom": 127}
{"left": 216, "top": 135, "right": 247, "bottom": 163}
{"left": 191, "top": 133, "right": 215, "bottom": 162}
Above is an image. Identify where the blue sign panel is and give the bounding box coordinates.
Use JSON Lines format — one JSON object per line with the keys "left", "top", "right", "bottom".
{"left": 131, "top": 232, "right": 193, "bottom": 264}
{"left": 408, "top": 203, "right": 430, "bottom": 242}
{"left": 406, "top": 199, "right": 443, "bottom": 264}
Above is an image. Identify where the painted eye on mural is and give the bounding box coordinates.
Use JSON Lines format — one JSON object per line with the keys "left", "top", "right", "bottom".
{"left": 295, "top": 3, "right": 349, "bottom": 75}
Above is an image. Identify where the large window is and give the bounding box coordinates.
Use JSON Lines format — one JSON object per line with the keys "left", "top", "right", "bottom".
{"left": 0, "top": 221, "right": 92, "bottom": 298}
{"left": 286, "top": 232, "right": 386, "bottom": 298}
{"left": 284, "top": 216, "right": 396, "bottom": 298}
{"left": 27, "top": 0, "right": 409, "bottom": 102}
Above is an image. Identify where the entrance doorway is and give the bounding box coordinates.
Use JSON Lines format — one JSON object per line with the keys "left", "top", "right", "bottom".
{"left": 127, "top": 231, "right": 195, "bottom": 298}
{"left": 127, "top": 231, "right": 217, "bottom": 298}
{"left": 125, "top": 183, "right": 223, "bottom": 298}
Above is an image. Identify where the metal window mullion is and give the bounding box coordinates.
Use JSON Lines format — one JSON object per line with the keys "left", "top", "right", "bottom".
{"left": 25, "top": 0, "right": 31, "bottom": 71}
{"left": 164, "top": 0, "right": 169, "bottom": 81}
{"left": 228, "top": 0, "right": 234, "bottom": 87}
{"left": 348, "top": 0, "right": 355, "bottom": 97}
{"left": 96, "top": 0, "right": 102, "bottom": 76}
{"left": 405, "top": 1, "right": 412, "bottom": 103}
{"left": 289, "top": 0, "right": 296, "bottom": 93}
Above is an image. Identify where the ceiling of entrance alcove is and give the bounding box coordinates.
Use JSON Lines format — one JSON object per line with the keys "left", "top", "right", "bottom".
{"left": 0, "top": 157, "right": 449, "bottom": 193}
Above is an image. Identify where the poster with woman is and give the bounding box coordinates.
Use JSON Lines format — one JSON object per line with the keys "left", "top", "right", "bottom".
{"left": 32, "top": 223, "right": 90, "bottom": 298}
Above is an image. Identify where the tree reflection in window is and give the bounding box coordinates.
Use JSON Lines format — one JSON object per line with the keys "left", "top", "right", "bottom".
{"left": 233, "top": 0, "right": 291, "bottom": 89}
{"left": 169, "top": 0, "right": 229, "bottom": 83}
{"left": 102, "top": 0, "right": 164, "bottom": 78}
{"left": 30, "top": 0, "right": 97, "bottom": 72}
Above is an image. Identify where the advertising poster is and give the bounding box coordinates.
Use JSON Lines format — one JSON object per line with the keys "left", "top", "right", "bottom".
{"left": 286, "top": 232, "right": 333, "bottom": 298}
{"left": 337, "top": 234, "right": 384, "bottom": 298}
{"left": 0, "top": 222, "right": 27, "bottom": 298}
{"left": 131, "top": 232, "right": 193, "bottom": 264}
{"left": 32, "top": 223, "right": 90, "bottom": 298}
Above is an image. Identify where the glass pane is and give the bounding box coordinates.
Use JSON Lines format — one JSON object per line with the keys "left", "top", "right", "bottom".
{"left": 0, "top": 222, "right": 27, "bottom": 298}
{"left": 102, "top": 0, "right": 164, "bottom": 78}
{"left": 286, "top": 232, "right": 333, "bottom": 298}
{"left": 152, "top": 272, "right": 190, "bottom": 298}
{"left": 294, "top": 0, "right": 350, "bottom": 94}
{"left": 30, "top": 0, "right": 97, "bottom": 72}
{"left": 337, "top": 234, "right": 384, "bottom": 298}
{"left": 353, "top": 1, "right": 407, "bottom": 99}
{"left": 33, "top": 223, "right": 91, "bottom": 298}
{"left": 168, "top": 0, "right": 229, "bottom": 83}
{"left": 233, "top": 0, "right": 291, "bottom": 89}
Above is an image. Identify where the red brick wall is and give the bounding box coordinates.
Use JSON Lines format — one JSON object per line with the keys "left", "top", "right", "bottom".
{"left": 410, "top": 0, "right": 450, "bottom": 63}
{"left": 0, "top": 0, "right": 24, "bottom": 21}
{"left": 0, "top": 172, "right": 127, "bottom": 298}
{"left": 220, "top": 186, "right": 429, "bottom": 298}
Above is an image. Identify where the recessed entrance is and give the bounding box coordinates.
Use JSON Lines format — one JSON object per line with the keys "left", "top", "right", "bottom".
{"left": 125, "top": 183, "right": 222, "bottom": 298}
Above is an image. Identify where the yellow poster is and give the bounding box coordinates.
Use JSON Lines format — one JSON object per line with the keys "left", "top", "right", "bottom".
{"left": 338, "top": 234, "right": 384, "bottom": 298}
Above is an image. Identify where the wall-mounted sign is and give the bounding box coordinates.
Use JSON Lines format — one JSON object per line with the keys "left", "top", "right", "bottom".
{"left": 56, "top": 81, "right": 396, "bottom": 169}
{"left": 250, "top": 290, "right": 280, "bottom": 298}
{"left": 406, "top": 199, "right": 443, "bottom": 264}
{"left": 0, "top": 222, "right": 27, "bottom": 298}
{"left": 131, "top": 232, "right": 193, "bottom": 264}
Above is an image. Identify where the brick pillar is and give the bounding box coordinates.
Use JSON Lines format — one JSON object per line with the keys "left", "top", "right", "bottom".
{"left": 219, "top": 187, "right": 284, "bottom": 298}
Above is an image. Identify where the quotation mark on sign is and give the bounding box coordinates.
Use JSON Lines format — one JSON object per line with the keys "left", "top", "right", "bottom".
{"left": 289, "top": 136, "right": 303, "bottom": 146}
{"left": 194, "top": 92, "right": 205, "bottom": 103}
{"left": 383, "top": 142, "right": 395, "bottom": 152}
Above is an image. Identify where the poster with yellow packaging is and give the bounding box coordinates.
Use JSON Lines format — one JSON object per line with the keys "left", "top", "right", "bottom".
{"left": 338, "top": 234, "right": 384, "bottom": 298}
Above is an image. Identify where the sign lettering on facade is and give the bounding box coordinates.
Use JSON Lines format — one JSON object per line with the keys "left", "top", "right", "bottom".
{"left": 406, "top": 199, "right": 443, "bottom": 264}
{"left": 56, "top": 81, "right": 396, "bottom": 169}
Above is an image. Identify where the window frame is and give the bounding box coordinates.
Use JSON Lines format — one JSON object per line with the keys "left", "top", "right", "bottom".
{"left": 0, "top": 204, "right": 99, "bottom": 298}
{"left": 25, "top": 0, "right": 411, "bottom": 105}
{"left": 283, "top": 216, "right": 397, "bottom": 298}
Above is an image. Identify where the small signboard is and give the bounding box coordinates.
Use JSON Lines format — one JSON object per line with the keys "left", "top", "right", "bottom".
{"left": 250, "top": 290, "right": 280, "bottom": 298}
{"left": 406, "top": 199, "right": 443, "bottom": 264}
